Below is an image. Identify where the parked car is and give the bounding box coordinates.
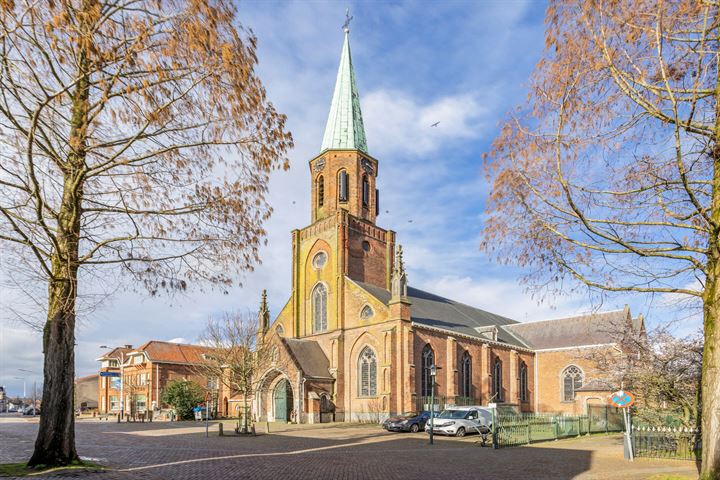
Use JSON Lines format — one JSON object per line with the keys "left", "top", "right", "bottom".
{"left": 382, "top": 411, "right": 430, "bottom": 433}
{"left": 424, "top": 406, "right": 493, "bottom": 437}
{"left": 22, "top": 406, "right": 40, "bottom": 416}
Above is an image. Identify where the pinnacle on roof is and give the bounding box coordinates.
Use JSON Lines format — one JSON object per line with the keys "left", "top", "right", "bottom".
{"left": 320, "top": 25, "right": 368, "bottom": 154}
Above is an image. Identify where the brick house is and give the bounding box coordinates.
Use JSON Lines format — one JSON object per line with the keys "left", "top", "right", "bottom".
{"left": 97, "top": 341, "right": 224, "bottom": 418}
{"left": 250, "top": 26, "right": 645, "bottom": 424}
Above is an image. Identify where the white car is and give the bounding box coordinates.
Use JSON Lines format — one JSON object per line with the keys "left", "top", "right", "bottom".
{"left": 424, "top": 406, "right": 494, "bottom": 437}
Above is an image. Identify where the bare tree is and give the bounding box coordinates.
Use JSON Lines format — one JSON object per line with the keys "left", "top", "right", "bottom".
{"left": 579, "top": 320, "right": 702, "bottom": 427}
{"left": 484, "top": 2, "right": 719, "bottom": 476}
{"left": 0, "top": 0, "right": 292, "bottom": 467}
{"left": 197, "top": 309, "right": 278, "bottom": 434}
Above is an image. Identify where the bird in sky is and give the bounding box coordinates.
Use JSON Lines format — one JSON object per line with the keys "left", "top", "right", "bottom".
{"left": 430, "top": 121, "right": 440, "bottom": 127}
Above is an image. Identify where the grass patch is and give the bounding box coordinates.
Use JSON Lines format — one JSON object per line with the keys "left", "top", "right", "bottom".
{"left": 0, "top": 461, "right": 106, "bottom": 477}
{"left": 646, "top": 475, "right": 697, "bottom": 480}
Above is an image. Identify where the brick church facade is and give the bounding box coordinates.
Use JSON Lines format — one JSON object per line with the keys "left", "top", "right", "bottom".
{"left": 252, "top": 26, "right": 645, "bottom": 424}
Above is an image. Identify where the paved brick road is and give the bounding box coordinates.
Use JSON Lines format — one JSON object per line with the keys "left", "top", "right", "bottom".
{"left": 0, "top": 417, "right": 698, "bottom": 479}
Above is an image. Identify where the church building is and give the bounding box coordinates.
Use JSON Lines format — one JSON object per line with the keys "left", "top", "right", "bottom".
{"left": 253, "top": 24, "right": 644, "bottom": 424}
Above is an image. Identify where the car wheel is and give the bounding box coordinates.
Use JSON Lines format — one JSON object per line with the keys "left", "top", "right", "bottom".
{"left": 455, "top": 427, "right": 466, "bottom": 438}
{"left": 410, "top": 423, "right": 419, "bottom": 433}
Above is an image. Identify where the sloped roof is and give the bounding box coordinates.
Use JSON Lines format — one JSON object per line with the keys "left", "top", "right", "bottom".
{"left": 282, "top": 338, "right": 332, "bottom": 379}
{"left": 320, "top": 30, "right": 368, "bottom": 153}
{"left": 97, "top": 346, "right": 132, "bottom": 361}
{"left": 355, "top": 281, "right": 528, "bottom": 348}
{"left": 504, "top": 309, "right": 632, "bottom": 350}
{"left": 132, "top": 341, "right": 213, "bottom": 365}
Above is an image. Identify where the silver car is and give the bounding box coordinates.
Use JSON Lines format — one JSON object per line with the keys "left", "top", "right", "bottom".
{"left": 424, "top": 406, "right": 493, "bottom": 437}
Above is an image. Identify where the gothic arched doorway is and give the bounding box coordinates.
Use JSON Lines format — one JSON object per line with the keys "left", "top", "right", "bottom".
{"left": 273, "top": 379, "right": 293, "bottom": 422}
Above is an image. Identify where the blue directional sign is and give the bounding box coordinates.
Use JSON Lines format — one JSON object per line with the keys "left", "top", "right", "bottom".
{"left": 100, "top": 372, "right": 121, "bottom": 377}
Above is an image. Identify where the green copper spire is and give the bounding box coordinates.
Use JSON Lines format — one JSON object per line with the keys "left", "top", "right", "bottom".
{"left": 320, "top": 26, "right": 368, "bottom": 154}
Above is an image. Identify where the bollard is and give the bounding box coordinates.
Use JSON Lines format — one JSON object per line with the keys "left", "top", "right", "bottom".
{"left": 219, "top": 422, "right": 224, "bottom": 436}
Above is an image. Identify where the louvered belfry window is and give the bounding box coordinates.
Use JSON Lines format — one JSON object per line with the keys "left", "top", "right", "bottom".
{"left": 359, "top": 347, "right": 377, "bottom": 396}
{"left": 338, "top": 170, "right": 349, "bottom": 202}
{"left": 312, "top": 283, "right": 327, "bottom": 332}
{"left": 317, "top": 175, "right": 324, "bottom": 207}
{"left": 362, "top": 175, "right": 369, "bottom": 207}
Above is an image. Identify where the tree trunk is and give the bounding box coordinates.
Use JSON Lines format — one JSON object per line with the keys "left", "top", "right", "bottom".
{"left": 28, "top": 263, "right": 80, "bottom": 467}
{"left": 28, "top": 4, "right": 90, "bottom": 463}
{"left": 703, "top": 188, "right": 720, "bottom": 478}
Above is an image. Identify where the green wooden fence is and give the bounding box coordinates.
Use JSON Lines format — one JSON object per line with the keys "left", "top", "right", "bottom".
{"left": 494, "top": 407, "right": 624, "bottom": 448}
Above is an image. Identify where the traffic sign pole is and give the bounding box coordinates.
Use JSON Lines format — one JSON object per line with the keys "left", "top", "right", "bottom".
{"left": 610, "top": 390, "right": 635, "bottom": 462}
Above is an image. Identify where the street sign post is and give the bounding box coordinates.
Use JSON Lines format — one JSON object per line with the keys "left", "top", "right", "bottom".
{"left": 610, "top": 390, "right": 635, "bottom": 461}
{"left": 205, "top": 392, "right": 210, "bottom": 438}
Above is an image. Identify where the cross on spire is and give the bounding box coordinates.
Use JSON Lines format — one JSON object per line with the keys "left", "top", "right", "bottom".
{"left": 320, "top": 10, "right": 368, "bottom": 153}
{"left": 342, "top": 8, "right": 353, "bottom": 33}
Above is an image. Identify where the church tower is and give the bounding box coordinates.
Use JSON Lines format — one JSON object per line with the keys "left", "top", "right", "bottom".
{"left": 287, "top": 22, "right": 396, "bottom": 338}
{"left": 310, "top": 26, "right": 378, "bottom": 224}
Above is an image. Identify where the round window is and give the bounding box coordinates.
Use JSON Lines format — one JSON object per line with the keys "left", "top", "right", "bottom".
{"left": 312, "top": 251, "right": 328, "bottom": 269}
{"left": 362, "top": 241, "right": 371, "bottom": 252}
{"left": 360, "top": 305, "right": 374, "bottom": 320}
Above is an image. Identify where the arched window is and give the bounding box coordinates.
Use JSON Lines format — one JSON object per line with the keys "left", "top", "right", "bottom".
{"left": 358, "top": 347, "right": 377, "bottom": 396}
{"left": 275, "top": 324, "right": 284, "bottom": 337}
{"left": 312, "top": 283, "right": 327, "bottom": 332}
{"left": 317, "top": 175, "right": 324, "bottom": 207}
{"left": 360, "top": 305, "right": 374, "bottom": 320}
{"left": 519, "top": 361, "right": 529, "bottom": 402}
{"left": 492, "top": 356, "right": 503, "bottom": 402}
{"left": 561, "top": 365, "right": 583, "bottom": 402}
{"left": 460, "top": 351, "right": 472, "bottom": 398}
{"left": 338, "top": 170, "right": 349, "bottom": 202}
{"left": 362, "top": 174, "right": 369, "bottom": 207}
{"left": 421, "top": 344, "right": 435, "bottom": 397}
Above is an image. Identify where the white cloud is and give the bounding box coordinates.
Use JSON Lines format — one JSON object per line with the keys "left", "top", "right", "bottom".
{"left": 363, "top": 90, "right": 487, "bottom": 156}
{"left": 165, "top": 337, "right": 188, "bottom": 344}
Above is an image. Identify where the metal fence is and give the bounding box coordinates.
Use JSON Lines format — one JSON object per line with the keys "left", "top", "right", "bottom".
{"left": 494, "top": 407, "right": 624, "bottom": 448}
{"left": 632, "top": 426, "right": 701, "bottom": 461}
{"left": 415, "top": 396, "right": 480, "bottom": 412}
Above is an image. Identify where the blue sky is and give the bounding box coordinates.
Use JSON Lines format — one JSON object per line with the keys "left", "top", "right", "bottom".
{"left": 0, "top": 0, "right": 701, "bottom": 397}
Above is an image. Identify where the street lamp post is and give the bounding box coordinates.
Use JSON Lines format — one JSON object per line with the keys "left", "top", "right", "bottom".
{"left": 18, "top": 369, "right": 38, "bottom": 416}
{"left": 13, "top": 377, "right": 26, "bottom": 399}
{"left": 429, "top": 364, "right": 437, "bottom": 446}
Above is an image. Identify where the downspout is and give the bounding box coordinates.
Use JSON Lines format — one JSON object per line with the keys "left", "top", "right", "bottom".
{"left": 534, "top": 354, "right": 539, "bottom": 412}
